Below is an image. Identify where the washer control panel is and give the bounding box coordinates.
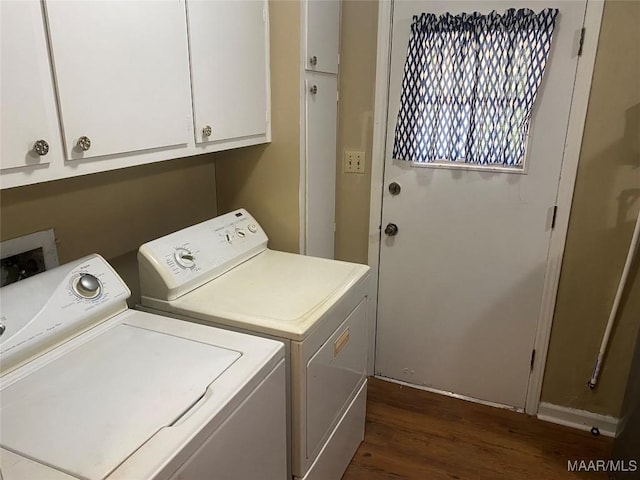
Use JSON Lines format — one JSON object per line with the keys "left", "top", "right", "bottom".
{"left": 138, "top": 209, "right": 268, "bottom": 301}
{"left": 0, "top": 254, "right": 130, "bottom": 373}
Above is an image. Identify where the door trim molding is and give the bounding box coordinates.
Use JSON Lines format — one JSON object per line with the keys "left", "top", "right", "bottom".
{"left": 368, "top": 0, "right": 605, "bottom": 412}
{"left": 524, "top": 0, "right": 605, "bottom": 415}
{"left": 366, "top": 0, "right": 393, "bottom": 375}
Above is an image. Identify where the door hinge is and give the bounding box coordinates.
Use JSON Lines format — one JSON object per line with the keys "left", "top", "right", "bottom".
{"left": 577, "top": 27, "right": 585, "bottom": 56}
{"left": 337, "top": 90, "right": 339, "bottom": 102}
{"left": 530, "top": 349, "right": 536, "bottom": 372}
{"left": 551, "top": 205, "right": 558, "bottom": 229}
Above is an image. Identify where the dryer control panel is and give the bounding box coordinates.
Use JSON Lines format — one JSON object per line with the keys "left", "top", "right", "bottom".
{"left": 138, "top": 209, "right": 268, "bottom": 301}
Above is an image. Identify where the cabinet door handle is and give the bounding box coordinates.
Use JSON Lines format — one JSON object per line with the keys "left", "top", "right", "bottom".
{"left": 310, "top": 85, "right": 318, "bottom": 95}
{"left": 77, "top": 136, "right": 91, "bottom": 151}
{"left": 202, "top": 125, "right": 212, "bottom": 137}
{"left": 309, "top": 55, "right": 318, "bottom": 66}
{"left": 33, "top": 139, "right": 50, "bottom": 156}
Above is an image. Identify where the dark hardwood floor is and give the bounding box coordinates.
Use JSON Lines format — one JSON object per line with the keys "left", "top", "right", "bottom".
{"left": 343, "top": 378, "right": 613, "bottom": 479}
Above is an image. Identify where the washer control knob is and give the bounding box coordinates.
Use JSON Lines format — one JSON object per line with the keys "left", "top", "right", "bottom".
{"left": 236, "top": 228, "right": 246, "bottom": 238}
{"left": 248, "top": 224, "right": 258, "bottom": 233}
{"left": 74, "top": 273, "right": 101, "bottom": 298}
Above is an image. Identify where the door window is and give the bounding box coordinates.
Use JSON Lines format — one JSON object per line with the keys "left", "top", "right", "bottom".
{"left": 392, "top": 8, "right": 559, "bottom": 169}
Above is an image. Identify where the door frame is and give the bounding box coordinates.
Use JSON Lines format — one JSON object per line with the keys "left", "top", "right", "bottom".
{"left": 367, "top": 0, "right": 605, "bottom": 415}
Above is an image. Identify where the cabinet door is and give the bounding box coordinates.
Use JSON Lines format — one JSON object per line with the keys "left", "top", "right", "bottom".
{"left": 306, "top": 73, "right": 337, "bottom": 259}
{"left": 187, "top": 0, "right": 269, "bottom": 145}
{"left": 304, "top": 0, "right": 340, "bottom": 74}
{"left": 44, "top": 1, "right": 192, "bottom": 160}
{"left": 1, "top": 1, "right": 61, "bottom": 171}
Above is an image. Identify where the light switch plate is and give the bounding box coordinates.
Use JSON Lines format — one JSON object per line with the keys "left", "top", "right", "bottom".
{"left": 344, "top": 150, "right": 365, "bottom": 174}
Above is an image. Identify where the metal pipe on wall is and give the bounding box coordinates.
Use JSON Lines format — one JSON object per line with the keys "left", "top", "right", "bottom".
{"left": 589, "top": 209, "right": 640, "bottom": 389}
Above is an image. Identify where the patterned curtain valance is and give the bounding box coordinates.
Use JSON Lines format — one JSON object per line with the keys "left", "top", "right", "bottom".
{"left": 393, "top": 8, "right": 559, "bottom": 167}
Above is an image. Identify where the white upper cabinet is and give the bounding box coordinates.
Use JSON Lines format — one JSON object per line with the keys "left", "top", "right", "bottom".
{"left": 44, "top": 1, "right": 192, "bottom": 160}
{"left": 305, "top": 73, "right": 337, "bottom": 259}
{"left": 1, "top": 1, "right": 271, "bottom": 189}
{"left": 304, "top": 0, "right": 340, "bottom": 74}
{"left": 1, "top": 1, "right": 62, "bottom": 172}
{"left": 300, "top": 0, "right": 341, "bottom": 258}
{"left": 187, "top": 0, "right": 269, "bottom": 146}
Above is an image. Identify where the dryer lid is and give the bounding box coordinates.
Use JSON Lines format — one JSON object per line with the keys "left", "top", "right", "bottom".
{"left": 0, "top": 322, "right": 240, "bottom": 480}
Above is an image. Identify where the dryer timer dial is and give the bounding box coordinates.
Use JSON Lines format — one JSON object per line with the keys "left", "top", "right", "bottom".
{"left": 175, "top": 248, "right": 196, "bottom": 269}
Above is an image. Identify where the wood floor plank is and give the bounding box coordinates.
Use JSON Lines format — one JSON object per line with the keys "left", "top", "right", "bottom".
{"left": 343, "top": 378, "right": 612, "bottom": 480}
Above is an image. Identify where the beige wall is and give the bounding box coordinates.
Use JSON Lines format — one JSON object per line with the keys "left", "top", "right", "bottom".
{"left": 541, "top": 0, "right": 640, "bottom": 417}
{"left": 214, "top": 0, "right": 300, "bottom": 254}
{"left": 334, "top": 1, "right": 378, "bottom": 265}
{"left": 0, "top": 156, "right": 217, "bottom": 304}
{"left": 215, "top": 0, "right": 378, "bottom": 260}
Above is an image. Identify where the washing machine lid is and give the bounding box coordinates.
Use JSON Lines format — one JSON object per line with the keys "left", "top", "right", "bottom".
{"left": 0, "top": 321, "right": 241, "bottom": 480}
{"left": 163, "top": 250, "right": 370, "bottom": 340}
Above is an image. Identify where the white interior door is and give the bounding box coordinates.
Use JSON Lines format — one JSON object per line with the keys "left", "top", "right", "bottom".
{"left": 376, "top": 0, "right": 587, "bottom": 409}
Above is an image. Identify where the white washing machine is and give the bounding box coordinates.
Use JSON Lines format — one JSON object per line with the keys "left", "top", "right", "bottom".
{"left": 138, "top": 209, "right": 371, "bottom": 480}
{"left": 0, "top": 254, "right": 287, "bottom": 480}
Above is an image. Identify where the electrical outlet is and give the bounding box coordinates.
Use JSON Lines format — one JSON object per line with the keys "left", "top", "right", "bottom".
{"left": 344, "top": 151, "right": 365, "bottom": 174}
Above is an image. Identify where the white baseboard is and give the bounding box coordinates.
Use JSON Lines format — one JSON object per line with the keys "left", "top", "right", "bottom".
{"left": 537, "top": 402, "right": 618, "bottom": 437}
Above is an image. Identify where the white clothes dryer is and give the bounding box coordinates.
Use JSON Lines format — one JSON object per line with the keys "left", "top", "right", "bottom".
{"left": 138, "top": 209, "right": 371, "bottom": 480}
{"left": 0, "top": 254, "right": 287, "bottom": 480}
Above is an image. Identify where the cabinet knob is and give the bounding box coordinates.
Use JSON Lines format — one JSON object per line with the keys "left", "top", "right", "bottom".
{"left": 202, "top": 125, "right": 212, "bottom": 137}
{"left": 77, "top": 136, "right": 91, "bottom": 151}
{"left": 309, "top": 55, "right": 318, "bottom": 66}
{"left": 310, "top": 85, "right": 318, "bottom": 95}
{"left": 33, "top": 139, "right": 50, "bottom": 156}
